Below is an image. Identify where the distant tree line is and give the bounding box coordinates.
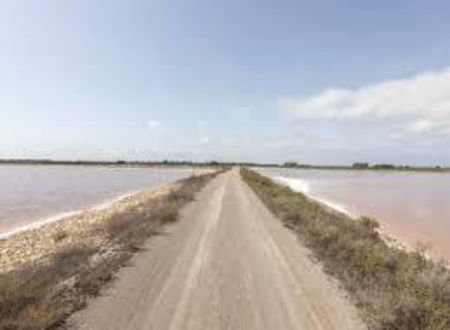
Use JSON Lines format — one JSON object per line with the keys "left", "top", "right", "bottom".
{"left": 351, "top": 162, "right": 447, "bottom": 171}
{"left": 1, "top": 159, "right": 448, "bottom": 172}
{"left": 282, "top": 161, "right": 449, "bottom": 172}
{"left": 0, "top": 159, "right": 219, "bottom": 167}
{"left": 0, "top": 159, "right": 278, "bottom": 168}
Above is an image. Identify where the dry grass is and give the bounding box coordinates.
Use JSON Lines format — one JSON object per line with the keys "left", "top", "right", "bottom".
{"left": 51, "top": 229, "right": 69, "bottom": 243}
{"left": 241, "top": 168, "right": 450, "bottom": 330}
{"left": 0, "top": 171, "right": 220, "bottom": 330}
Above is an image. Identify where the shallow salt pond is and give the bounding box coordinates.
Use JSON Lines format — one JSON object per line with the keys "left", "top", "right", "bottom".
{"left": 0, "top": 165, "right": 208, "bottom": 237}
{"left": 256, "top": 167, "right": 450, "bottom": 262}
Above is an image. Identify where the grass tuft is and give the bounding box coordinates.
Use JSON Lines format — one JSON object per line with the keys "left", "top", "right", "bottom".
{"left": 52, "top": 229, "right": 68, "bottom": 242}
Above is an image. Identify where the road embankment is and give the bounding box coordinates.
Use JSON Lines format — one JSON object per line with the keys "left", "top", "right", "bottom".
{"left": 0, "top": 171, "right": 219, "bottom": 330}
{"left": 241, "top": 168, "right": 450, "bottom": 330}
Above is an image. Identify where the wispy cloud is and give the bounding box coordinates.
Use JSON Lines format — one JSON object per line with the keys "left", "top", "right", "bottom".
{"left": 406, "top": 119, "right": 442, "bottom": 134}
{"left": 199, "top": 136, "right": 210, "bottom": 144}
{"left": 279, "top": 67, "right": 450, "bottom": 136}
{"left": 147, "top": 120, "right": 164, "bottom": 131}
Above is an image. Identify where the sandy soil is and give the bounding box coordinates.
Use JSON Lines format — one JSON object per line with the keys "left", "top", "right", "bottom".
{"left": 0, "top": 183, "right": 176, "bottom": 273}
{"left": 67, "top": 169, "right": 365, "bottom": 330}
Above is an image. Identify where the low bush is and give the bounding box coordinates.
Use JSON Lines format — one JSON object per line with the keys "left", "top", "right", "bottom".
{"left": 241, "top": 168, "right": 450, "bottom": 330}
{"left": 52, "top": 229, "right": 68, "bottom": 242}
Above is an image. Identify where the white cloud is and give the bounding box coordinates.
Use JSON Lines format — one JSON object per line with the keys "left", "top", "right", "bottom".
{"left": 406, "top": 119, "right": 440, "bottom": 134}
{"left": 199, "top": 136, "right": 210, "bottom": 144}
{"left": 279, "top": 67, "right": 450, "bottom": 135}
{"left": 147, "top": 120, "right": 164, "bottom": 131}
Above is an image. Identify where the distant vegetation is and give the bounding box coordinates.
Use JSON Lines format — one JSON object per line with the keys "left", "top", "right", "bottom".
{"left": 241, "top": 168, "right": 450, "bottom": 330}
{"left": 282, "top": 161, "right": 450, "bottom": 172}
{"left": 1, "top": 158, "right": 448, "bottom": 172}
{"left": 0, "top": 158, "right": 277, "bottom": 168}
{"left": 0, "top": 158, "right": 220, "bottom": 167}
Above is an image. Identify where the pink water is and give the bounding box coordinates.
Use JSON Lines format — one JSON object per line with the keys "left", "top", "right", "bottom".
{"left": 258, "top": 168, "right": 450, "bottom": 262}
{"left": 0, "top": 165, "right": 206, "bottom": 236}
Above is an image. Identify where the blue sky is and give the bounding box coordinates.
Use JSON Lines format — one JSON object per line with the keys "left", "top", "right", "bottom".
{"left": 1, "top": 0, "right": 450, "bottom": 164}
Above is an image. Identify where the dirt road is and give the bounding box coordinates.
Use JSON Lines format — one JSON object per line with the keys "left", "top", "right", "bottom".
{"left": 68, "top": 169, "right": 365, "bottom": 330}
